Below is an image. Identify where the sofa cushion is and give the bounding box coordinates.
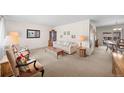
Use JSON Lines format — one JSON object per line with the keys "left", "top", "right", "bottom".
{"left": 63, "top": 42, "right": 67, "bottom": 46}
{"left": 68, "top": 42, "right": 72, "bottom": 47}
{"left": 66, "top": 42, "right": 69, "bottom": 46}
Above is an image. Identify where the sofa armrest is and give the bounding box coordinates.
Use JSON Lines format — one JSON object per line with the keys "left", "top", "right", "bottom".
{"left": 67, "top": 44, "right": 77, "bottom": 54}
{"left": 69, "top": 43, "right": 78, "bottom": 49}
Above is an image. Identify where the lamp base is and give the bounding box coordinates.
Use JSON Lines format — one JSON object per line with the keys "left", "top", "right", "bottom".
{"left": 12, "top": 44, "right": 18, "bottom": 53}
{"left": 80, "top": 42, "right": 82, "bottom": 48}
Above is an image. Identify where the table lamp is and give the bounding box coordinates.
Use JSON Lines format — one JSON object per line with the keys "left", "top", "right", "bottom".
{"left": 4, "top": 32, "right": 20, "bottom": 46}
{"left": 9, "top": 32, "right": 20, "bottom": 45}
{"left": 9, "top": 32, "right": 20, "bottom": 53}
{"left": 80, "top": 35, "right": 87, "bottom": 48}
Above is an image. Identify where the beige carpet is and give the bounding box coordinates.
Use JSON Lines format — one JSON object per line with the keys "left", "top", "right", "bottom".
{"left": 31, "top": 46, "right": 113, "bottom": 77}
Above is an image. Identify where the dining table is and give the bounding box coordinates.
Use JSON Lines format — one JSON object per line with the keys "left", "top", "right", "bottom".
{"left": 104, "top": 40, "right": 116, "bottom": 52}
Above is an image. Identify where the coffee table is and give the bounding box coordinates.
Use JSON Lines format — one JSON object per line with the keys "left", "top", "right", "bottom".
{"left": 45, "top": 47, "right": 64, "bottom": 59}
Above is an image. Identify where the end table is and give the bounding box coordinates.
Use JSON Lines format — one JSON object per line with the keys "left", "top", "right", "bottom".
{"left": 78, "top": 47, "right": 86, "bottom": 57}
{"left": 0, "top": 56, "right": 13, "bottom": 77}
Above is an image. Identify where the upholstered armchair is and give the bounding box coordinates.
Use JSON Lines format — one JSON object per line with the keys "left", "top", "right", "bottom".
{"left": 6, "top": 48, "right": 44, "bottom": 77}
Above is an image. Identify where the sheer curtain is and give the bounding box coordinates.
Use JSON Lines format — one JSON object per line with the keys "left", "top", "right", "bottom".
{"left": 0, "top": 16, "right": 5, "bottom": 59}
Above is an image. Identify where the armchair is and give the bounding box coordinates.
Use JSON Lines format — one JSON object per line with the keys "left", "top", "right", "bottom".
{"left": 6, "top": 48, "right": 44, "bottom": 77}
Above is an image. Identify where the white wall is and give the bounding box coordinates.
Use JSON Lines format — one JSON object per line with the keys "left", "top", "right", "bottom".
{"left": 5, "top": 19, "right": 97, "bottom": 55}
{"left": 6, "top": 20, "right": 52, "bottom": 49}
{"left": 54, "top": 20, "right": 90, "bottom": 47}
{"left": 89, "top": 22, "right": 96, "bottom": 54}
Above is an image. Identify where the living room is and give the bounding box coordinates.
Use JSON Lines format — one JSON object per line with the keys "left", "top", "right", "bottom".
{"left": 1, "top": 0, "right": 124, "bottom": 93}
{"left": 0, "top": 15, "right": 124, "bottom": 77}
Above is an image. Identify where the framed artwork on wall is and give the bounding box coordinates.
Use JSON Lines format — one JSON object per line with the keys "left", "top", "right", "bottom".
{"left": 27, "top": 29, "right": 40, "bottom": 38}
{"left": 60, "top": 35, "right": 63, "bottom": 38}
{"left": 64, "top": 31, "right": 66, "bottom": 35}
{"left": 71, "top": 35, "right": 76, "bottom": 38}
{"left": 67, "top": 31, "right": 70, "bottom": 35}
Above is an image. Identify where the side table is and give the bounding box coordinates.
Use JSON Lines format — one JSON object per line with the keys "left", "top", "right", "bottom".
{"left": 0, "top": 56, "right": 13, "bottom": 77}
{"left": 78, "top": 47, "right": 86, "bottom": 57}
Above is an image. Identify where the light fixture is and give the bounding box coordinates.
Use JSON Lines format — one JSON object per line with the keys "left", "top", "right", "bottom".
{"left": 113, "top": 28, "right": 122, "bottom": 31}
{"left": 3, "top": 32, "right": 20, "bottom": 50}
{"left": 113, "top": 18, "right": 122, "bottom": 31}
{"left": 9, "top": 32, "right": 20, "bottom": 45}
{"left": 79, "top": 35, "right": 87, "bottom": 48}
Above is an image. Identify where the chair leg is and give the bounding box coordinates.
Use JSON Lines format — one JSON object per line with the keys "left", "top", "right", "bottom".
{"left": 41, "top": 69, "right": 44, "bottom": 77}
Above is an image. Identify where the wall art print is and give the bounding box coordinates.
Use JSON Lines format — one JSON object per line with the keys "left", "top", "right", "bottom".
{"left": 27, "top": 29, "right": 40, "bottom": 38}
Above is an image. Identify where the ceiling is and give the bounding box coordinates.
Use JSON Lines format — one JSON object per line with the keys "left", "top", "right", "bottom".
{"left": 5, "top": 15, "right": 124, "bottom": 27}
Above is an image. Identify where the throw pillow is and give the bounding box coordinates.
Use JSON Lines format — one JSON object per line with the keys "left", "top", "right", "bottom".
{"left": 64, "top": 42, "right": 67, "bottom": 46}
{"left": 67, "top": 41, "right": 71, "bottom": 46}
{"left": 19, "top": 48, "right": 30, "bottom": 60}
{"left": 16, "top": 53, "right": 30, "bottom": 72}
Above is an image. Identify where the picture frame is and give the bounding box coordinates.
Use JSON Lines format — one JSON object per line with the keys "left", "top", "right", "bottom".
{"left": 72, "top": 35, "right": 76, "bottom": 38}
{"left": 27, "top": 29, "right": 40, "bottom": 38}
{"left": 60, "top": 35, "right": 63, "bottom": 38}
{"left": 67, "top": 31, "right": 70, "bottom": 35}
{"left": 64, "top": 31, "right": 66, "bottom": 35}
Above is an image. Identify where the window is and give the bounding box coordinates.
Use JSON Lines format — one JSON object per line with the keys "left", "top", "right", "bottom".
{"left": 0, "top": 16, "right": 5, "bottom": 59}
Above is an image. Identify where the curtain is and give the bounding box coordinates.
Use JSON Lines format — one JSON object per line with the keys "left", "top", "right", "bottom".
{"left": 0, "top": 16, "right": 5, "bottom": 59}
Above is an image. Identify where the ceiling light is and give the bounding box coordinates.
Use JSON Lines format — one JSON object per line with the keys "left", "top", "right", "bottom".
{"left": 113, "top": 18, "right": 122, "bottom": 31}
{"left": 113, "top": 27, "right": 122, "bottom": 31}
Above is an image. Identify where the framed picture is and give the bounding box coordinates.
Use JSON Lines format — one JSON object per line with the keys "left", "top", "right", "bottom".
{"left": 72, "top": 35, "right": 76, "bottom": 38}
{"left": 60, "top": 35, "right": 63, "bottom": 38}
{"left": 67, "top": 31, "right": 70, "bottom": 35}
{"left": 27, "top": 29, "right": 40, "bottom": 38}
{"left": 64, "top": 31, "right": 66, "bottom": 35}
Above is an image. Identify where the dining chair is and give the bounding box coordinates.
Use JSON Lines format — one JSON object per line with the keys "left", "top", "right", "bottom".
{"left": 116, "top": 39, "right": 124, "bottom": 53}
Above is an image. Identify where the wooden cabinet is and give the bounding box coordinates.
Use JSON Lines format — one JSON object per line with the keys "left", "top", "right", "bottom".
{"left": 112, "top": 52, "right": 124, "bottom": 76}
{"left": 95, "top": 39, "right": 99, "bottom": 47}
{"left": 1, "top": 62, "right": 13, "bottom": 77}
{"left": 48, "top": 30, "right": 57, "bottom": 46}
{"left": 0, "top": 56, "right": 13, "bottom": 77}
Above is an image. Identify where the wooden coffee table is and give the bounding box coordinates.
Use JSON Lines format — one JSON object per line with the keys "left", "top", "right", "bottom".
{"left": 45, "top": 47, "right": 64, "bottom": 59}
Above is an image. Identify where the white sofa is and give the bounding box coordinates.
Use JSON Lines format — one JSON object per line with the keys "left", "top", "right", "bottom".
{"left": 53, "top": 41, "right": 77, "bottom": 54}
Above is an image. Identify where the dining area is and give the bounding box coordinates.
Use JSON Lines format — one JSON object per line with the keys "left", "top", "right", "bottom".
{"left": 104, "top": 39, "right": 124, "bottom": 53}
{"left": 103, "top": 39, "right": 124, "bottom": 76}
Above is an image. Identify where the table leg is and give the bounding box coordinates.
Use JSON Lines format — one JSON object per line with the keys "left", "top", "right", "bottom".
{"left": 61, "top": 51, "right": 64, "bottom": 56}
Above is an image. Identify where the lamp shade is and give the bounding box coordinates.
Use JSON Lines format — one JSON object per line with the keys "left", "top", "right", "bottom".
{"left": 3, "top": 36, "right": 11, "bottom": 46}
{"left": 80, "top": 35, "right": 87, "bottom": 41}
{"left": 9, "top": 32, "right": 20, "bottom": 44}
